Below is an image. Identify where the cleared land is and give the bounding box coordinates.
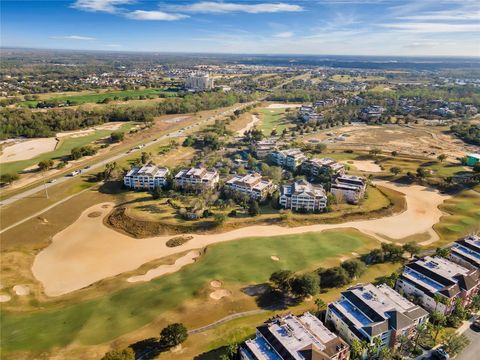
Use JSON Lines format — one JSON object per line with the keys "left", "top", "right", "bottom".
{"left": 0, "top": 138, "right": 58, "bottom": 163}
{"left": 31, "top": 180, "right": 446, "bottom": 296}
{"left": 2, "top": 229, "right": 378, "bottom": 354}
{"left": 329, "top": 74, "right": 386, "bottom": 83}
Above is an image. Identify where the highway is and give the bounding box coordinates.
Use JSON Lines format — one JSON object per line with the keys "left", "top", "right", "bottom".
{"left": 0, "top": 102, "right": 255, "bottom": 208}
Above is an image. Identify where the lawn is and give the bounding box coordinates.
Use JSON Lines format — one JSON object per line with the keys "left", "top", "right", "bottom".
{"left": 329, "top": 74, "right": 386, "bottom": 83}
{"left": 2, "top": 123, "right": 133, "bottom": 175}
{"left": 0, "top": 229, "right": 378, "bottom": 353}
{"left": 259, "top": 107, "right": 293, "bottom": 134}
{"left": 20, "top": 88, "right": 178, "bottom": 107}
{"left": 432, "top": 185, "right": 480, "bottom": 247}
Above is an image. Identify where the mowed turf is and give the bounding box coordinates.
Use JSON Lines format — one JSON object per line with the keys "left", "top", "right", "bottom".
{"left": 259, "top": 108, "right": 293, "bottom": 134}
{"left": 2, "top": 123, "right": 133, "bottom": 175}
{"left": 20, "top": 88, "right": 177, "bottom": 107}
{"left": 1, "top": 229, "right": 378, "bottom": 353}
{"left": 433, "top": 185, "right": 480, "bottom": 247}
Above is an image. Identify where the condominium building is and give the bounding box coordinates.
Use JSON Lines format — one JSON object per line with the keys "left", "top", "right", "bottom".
{"left": 280, "top": 179, "right": 327, "bottom": 212}
{"left": 240, "top": 312, "right": 350, "bottom": 360}
{"left": 301, "top": 158, "right": 345, "bottom": 177}
{"left": 185, "top": 73, "right": 214, "bottom": 91}
{"left": 396, "top": 256, "right": 480, "bottom": 315}
{"left": 330, "top": 175, "right": 367, "bottom": 204}
{"left": 449, "top": 235, "right": 480, "bottom": 269}
{"left": 325, "top": 284, "right": 428, "bottom": 353}
{"left": 255, "top": 138, "right": 279, "bottom": 159}
{"left": 225, "top": 173, "right": 275, "bottom": 200}
{"left": 271, "top": 149, "right": 306, "bottom": 171}
{"left": 123, "top": 164, "right": 170, "bottom": 190}
{"left": 173, "top": 167, "right": 219, "bottom": 190}
{"left": 360, "top": 105, "right": 386, "bottom": 121}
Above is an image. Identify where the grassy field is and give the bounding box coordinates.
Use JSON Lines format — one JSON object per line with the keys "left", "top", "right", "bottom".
{"left": 329, "top": 75, "right": 386, "bottom": 83}
{"left": 0, "top": 230, "right": 379, "bottom": 354}
{"left": 1, "top": 123, "right": 134, "bottom": 175}
{"left": 20, "top": 88, "right": 178, "bottom": 107}
{"left": 259, "top": 107, "right": 293, "bottom": 134}
{"left": 432, "top": 185, "right": 480, "bottom": 247}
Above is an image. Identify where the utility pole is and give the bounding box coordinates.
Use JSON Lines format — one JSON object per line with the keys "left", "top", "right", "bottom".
{"left": 42, "top": 170, "right": 49, "bottom": 199}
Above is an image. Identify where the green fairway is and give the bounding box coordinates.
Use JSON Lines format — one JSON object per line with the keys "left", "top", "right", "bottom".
{"left": 20, "top": 88, "right": 178, "bottom": 107}
{"left": 1, "top": 229, "right": 378, "bottom": 353}
{"left": 433, "top": 185, "right": 480, "bottom": 247}
{"left": 259, "top": 107, "right": 293, "bottom": 134}
{"left": 2, "top": 123, "right": 134, "bottom": 175}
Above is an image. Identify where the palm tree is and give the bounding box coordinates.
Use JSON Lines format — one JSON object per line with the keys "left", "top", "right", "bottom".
{"left": 314, "top": 298, "right": 326, "bottom": 314}
{"left": 434, "top": 294, "right": 443, "bottom": 312}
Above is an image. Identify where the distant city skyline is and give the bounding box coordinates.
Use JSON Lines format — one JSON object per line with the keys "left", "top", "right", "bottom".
{"left": 2, "top": 0, "right": 479, "bottom": 57}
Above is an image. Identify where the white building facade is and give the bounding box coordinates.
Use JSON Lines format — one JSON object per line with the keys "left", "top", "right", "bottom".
{"left": 124, "top": 164, "right": 170, "bottom": 190}
{"left": 280, "top": 179, "right": 327, "bottom": 212}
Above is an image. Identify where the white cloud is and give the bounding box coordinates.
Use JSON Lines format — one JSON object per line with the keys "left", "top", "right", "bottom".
{"left": 72, "top": 0, "right": 134, "bottom": 13}
{"left": 127, "top": 10, "right": 189, "bottom": 21}
{"left": 274, "top": 31, "right": 293, "bottom": 38}
{"left": 383, "top": 22, "right": 480, "bottom": 33}
{"left": 172, "top": 2, "right": 303, "bottom": 14}
{"left": 51, "top": 35, "right": 97, "bottom": 40}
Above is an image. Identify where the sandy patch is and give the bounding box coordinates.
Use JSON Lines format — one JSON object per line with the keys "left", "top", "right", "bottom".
{"left": 237, "top": 114, "right": 260, "bottom": 136}
{"left": 343, "top": 160, "right": 382, "bottom": 173}
{"left": 351, "top": 252, "right": 359, "bottom": 256}
{"left": 210, "top": 280, "right": 222, "bottom": 288}
{"left": 339, "top": 256, "right": 349, "bottom": 262}
{"left": 88, "top": 211, "right": 102, "bottom": 218}
{"left": 267, "top": 103, "right": 301, "bottom": 109}
{"left": 270, "top": 255, "right": 280, "bottom": 261}
{"left": 13, "top": 285, "right": 30, "bottom": 296}
{"left": 101, "top": 204, "right": 111, "bottom": 209}
{"left": 32, "top": 181, "right": 449, "bottom": 296}
{"left": 0, "top": 295, "right": 11, "bottom": 302}
{"left": 164, "top": 116, "right": 190, "bottom": 124}
{"left": 0, "top": 138, "right": 58, "bottom": 163}
{"left": 127, "top": 250, "right": 200, "bottom": 283}
{"left": 56, "top": 129, "right": 94, "bottom": 138}
{"left": 210, "top": 289, "right": 231, "bottom": 300}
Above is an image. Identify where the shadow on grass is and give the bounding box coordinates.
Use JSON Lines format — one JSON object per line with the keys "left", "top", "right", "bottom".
{"left": 194, "top": 346, "right": 229, "bottom": 360}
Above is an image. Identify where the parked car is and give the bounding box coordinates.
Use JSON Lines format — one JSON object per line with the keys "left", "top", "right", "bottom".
{"left": 432, "top": 347, "right": 449, "bottom": 360}
{"left": 48, "top": 179, "right": 57, "bottom": 183}
{"left": 471, "top": 318, "right": 480, "bottom": 332}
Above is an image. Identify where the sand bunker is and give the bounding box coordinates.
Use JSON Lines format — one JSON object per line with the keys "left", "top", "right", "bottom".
{"left": 0, "top": 295, "right": 11, "bottom": 302}
{"left": 127, "top": 251, "right": 200, "bottom": 283}
{"left": 210, "top": 289, "right": 231, "bottom": 300}
{"left": 210, "top": 280, "right": 222, "bottom": 288}
{"left": 32, "top": 181, "right": 449, "bottom": 296}
{"left": 0, "top": 138, "right": 58, "bottom": 163}
{"left": 271, "top": 256, "right": 280, "bottom": 261}
{"left": 267, "top": 103, "right": 301, "bottom": 109}
{"left": 344, "top": 160, "right": 382, "bottom": 173}
{"left": 13, "top": 285, "right": 30, "bottom": 296}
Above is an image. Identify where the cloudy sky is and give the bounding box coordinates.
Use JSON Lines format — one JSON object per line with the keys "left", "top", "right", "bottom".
{"left": 2, "top": 0, "right": 479, "bottom": 56}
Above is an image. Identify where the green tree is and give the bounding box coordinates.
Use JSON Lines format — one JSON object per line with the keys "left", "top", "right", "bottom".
{"left": 369, "top": 148, "right": 381, "bottom": 158}
{"left": 435, "top": 247, "right": 451, "bottom": 258}
{"left": 442, "top": 331, "right": 470, "bottom": 356}
{"left": 110, "top": 131, "right": 125, "bottom": 142}
{"left": 390, "top": 166, "right": 401, "bottom": 176}
{"left": 314, "top": 298, "right": 326, "bottom": 313}
{"left": 159, "top": 323, "right": 188, "bottom": 349}
{"left": 101, "top": 348, "right": 135, "bottom": 360}
{"left": 437, "top": 154, "right": 447, "bottom": 162}
{"left": 269, "top": 270, "right": 294, "bottom": 293}
{"left": 38, "top": 159, "right": 54, "bottom": 171}
{"left": 141, "top": 152, "right": 151, "bottom": 164}
{"left": 0, "top": 173, "right": 19, "bottom": 185}
{"left": 340, "top": 259, "right": 366, "bottom": 279}
{"left": 402, "top": 242, "right": 420, "bottom": 259}
{"left": 290, "top": 273, "right": 320, "bottom": 298}
{"left": 248, "top": 200, "right": 260, "bottom": 216}
{"left": 152, "top": 186, "right": 164, "bottom": 200}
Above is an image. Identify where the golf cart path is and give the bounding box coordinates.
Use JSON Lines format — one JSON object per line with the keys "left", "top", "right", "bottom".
{"left": 32, "top": 181, "right": 449, "bottom": 297}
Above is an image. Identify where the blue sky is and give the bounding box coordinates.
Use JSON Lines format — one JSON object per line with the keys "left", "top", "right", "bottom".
{"left": 2, "top": 0, "right": 479, "bottom": 56}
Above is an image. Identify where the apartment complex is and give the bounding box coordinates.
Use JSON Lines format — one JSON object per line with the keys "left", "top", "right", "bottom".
{"left": 271, "top": 149, "right": 306, "bottom": 171}
{"left": 240, "top": 312, "right": 349, "bottom": 360}
{"left": 449, "top": 235, "right": 480, "bottom": 270}
{"left": 331, "top": 175, "right": 367, "bottom": 204}
{"left": 173, "top": 167, "right": 219, "bottom": 190}
{"left": 280, "top": 179, "right": 327, "bottom": 212}
{"left": 396, "top": 256, "right": 480, "bottom": 314}
{"left": 301, "top": 158, "right": 345, "bottom": 177}
{"left": 326, "top": 284, "right": 428, "bottom": 352}
{"left": 225, "top": 173, "right": 276, "bottom": 200}
{"left": 360, "top": 105, "right": 386, "bottom": 121}
{"left": 185, "top": 73, "right": 214, "bottom": 91}
{"left": 123, "top": 164, "right": 170, "bottom": 190}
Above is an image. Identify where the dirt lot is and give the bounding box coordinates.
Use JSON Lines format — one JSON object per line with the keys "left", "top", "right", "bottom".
{"left": 305, "top": 124, "right": 479, "bottom": 160}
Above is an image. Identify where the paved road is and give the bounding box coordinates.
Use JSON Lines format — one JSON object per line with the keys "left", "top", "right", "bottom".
{"left": 0, "top": 103, "right": 254, "bottom": 209}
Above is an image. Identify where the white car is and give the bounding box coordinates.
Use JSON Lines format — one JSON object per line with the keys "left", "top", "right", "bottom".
{"left": 48, "top": 179, "right": 57, "bottom": 183}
